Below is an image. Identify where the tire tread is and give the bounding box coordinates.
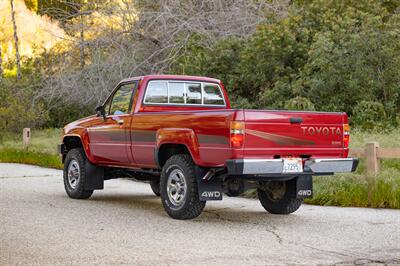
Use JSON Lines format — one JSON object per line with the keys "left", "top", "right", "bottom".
{"left": 63, "top": 148, "right": 93, "bottom": 199}
{"left": 160, "top": 154, "right": 205, "bottom": 220}
{"left": 257, "top": 179, "right": 302, "bottom": 214}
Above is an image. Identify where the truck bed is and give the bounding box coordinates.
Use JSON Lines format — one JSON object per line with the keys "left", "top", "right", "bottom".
{"left": 242, "top": 110, "right": 348, "bottom": 159}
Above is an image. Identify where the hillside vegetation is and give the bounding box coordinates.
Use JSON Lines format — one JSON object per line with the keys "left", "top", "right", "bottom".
{"left": 0, "top": 0, "right": 399, "bottom": 132}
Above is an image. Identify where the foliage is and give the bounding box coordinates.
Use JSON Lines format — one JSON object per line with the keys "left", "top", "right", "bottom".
{"left": 305, "top": 166, "right": 400, "bottom": 209}
{"left": 303, "top": 27, "right": 400, "bottom": 118}
{"left": 1, "top": 0, "right": 400, "bottom": 131}
{"left": 0, "top": 148, "right": 62, "bottom": 169}
{"left": 171, "top": 0, "right": 400, "bottom": 129}
{"left": 23, "top": 0, "right": 38, "bottom": 12}
{"left": 349, "top": 127, "right": 400, "bottom": 148}
{"left": 37, "top": 0, "right": 84, "bottom": 20}
{"left": 170, "top": 36, "right": 245, "bottom": 97}
{"left": 352, "top": 101, "right": 387, "bottom": 130}
{"left": 0, "top": 128, "right": 60, "bottom": 154}
{"left": 0, "top": 128, "right": 62, "bottom": 169}
{"left": 0, "top": 59, "right": 48, "bottom": 133}
{"left": 0, "top": 0, "right": 64, "bottom": 62}
{"left": 284, "top": 97, "right": 315, "bottom": 111}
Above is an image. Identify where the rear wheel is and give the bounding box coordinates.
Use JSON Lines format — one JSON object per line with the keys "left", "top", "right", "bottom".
{"left": 160, "top": 154, "right": 206, "bottom": 220}
{"left": 63, "top": 148, "right": 93, "bottom": 199}
{"left": 257, "top": 178, "right": 302, "bottom": 214}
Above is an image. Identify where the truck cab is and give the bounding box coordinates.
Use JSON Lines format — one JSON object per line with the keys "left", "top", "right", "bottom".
{"left": 59, "top": 75, "right": 358, "bottom": 220}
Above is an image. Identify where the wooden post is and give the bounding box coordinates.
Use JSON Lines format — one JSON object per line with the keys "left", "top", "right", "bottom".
{"left": 23, "top": 128, "right": 31, "bottom": 149}
{"left": 365, "top": 141, "right": 379, "bottom": 175}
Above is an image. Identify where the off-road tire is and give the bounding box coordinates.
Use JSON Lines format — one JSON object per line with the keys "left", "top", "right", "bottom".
{"left": 160, "top": 154, "right": 206, "bottom": 220}
{"left": 63, "top": 148, "right": 93, "bottom": 199}
{"left": 257, "top": 178, "right": 302, "bottom": 214}
{"left": 150, "top": 178, "right": 160, "bottom": 196}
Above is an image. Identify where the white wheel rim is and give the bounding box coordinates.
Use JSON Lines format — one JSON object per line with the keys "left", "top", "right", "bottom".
{"left": 167, "top": 168, "right": 187, "bottom": 206}
{"left": 67, "top": 160, "right": 80, "bottom": 189}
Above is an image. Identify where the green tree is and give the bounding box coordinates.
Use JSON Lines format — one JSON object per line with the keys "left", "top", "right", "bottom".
{"left": 24, "top": 0, "right": 38, "bottom": 12}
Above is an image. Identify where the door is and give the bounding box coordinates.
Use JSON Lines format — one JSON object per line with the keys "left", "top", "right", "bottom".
{"left": 88, "top": 82, "right": 137, "bottom": 165}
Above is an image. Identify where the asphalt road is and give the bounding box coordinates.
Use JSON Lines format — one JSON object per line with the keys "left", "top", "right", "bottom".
{"left": 1, "top": 163, "right": 399, "bottom": 265}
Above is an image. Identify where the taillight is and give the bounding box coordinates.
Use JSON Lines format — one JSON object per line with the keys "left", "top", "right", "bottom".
{"left": 343, "top": 124, "right": 350, "bottom": 148}
{"left": 230, "top": 121, "right": 244, "bottom": 148}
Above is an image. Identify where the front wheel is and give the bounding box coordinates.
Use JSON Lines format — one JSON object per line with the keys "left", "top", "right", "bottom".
{"left": 63, "top": 148, "right": 93, "bottom": 199}
{"left": 160, "top": 154, "right": 206, "bottom": 220}
{"left": 257, "top": 179, "right": 302, "bottom": 214}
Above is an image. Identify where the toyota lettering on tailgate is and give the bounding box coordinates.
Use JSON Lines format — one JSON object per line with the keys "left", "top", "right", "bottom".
{"left": 301, "top": 126, "right": 341, "bottom": 136}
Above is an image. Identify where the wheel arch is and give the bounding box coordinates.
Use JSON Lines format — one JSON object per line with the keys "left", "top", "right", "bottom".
{"left": 155, "top": 128, "right": 202, "bottom": 167}
{"left": 156, "top": 143, "right": 192, "bottom": 167}
{"left": 62, "top": 134, "right": 94, "bottom": 163}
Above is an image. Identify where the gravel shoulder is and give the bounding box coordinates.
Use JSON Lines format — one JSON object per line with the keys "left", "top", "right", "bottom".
{"left": 1, "top": 163, "right": 399, "bottom": 265}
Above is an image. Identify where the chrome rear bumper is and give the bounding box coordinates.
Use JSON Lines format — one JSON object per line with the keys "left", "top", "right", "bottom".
{"left": 226, "top": 158, "right": 358, "bottom": 175}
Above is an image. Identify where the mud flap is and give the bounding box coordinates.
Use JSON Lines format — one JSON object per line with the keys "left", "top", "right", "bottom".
{"left": 84, "top": 161, "right": 104, "bottom": 190}
{"left": 296, "top": 175, "right": 313, "bottom": 199}
{"left": 195, "top": 166, "right": 223, "bottom": 201}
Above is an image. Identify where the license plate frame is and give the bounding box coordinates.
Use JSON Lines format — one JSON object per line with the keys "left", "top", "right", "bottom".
{"left": 282, "top": 158, "right": 303, "bottom": 173}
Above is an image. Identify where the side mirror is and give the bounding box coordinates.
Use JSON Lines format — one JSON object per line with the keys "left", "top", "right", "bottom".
{"left": 95, "top": 105, "right": 106, "bottom": 121}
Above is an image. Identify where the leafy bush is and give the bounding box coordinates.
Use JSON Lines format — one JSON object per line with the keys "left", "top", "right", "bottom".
{"left": 44, "top": 103, "right": 93, "bottom": 128}
{"left": 0, "top": 77, "right": 48, "bottom": 133}
{"left": 170, "top": 0, "right": 400, "bottom": 131}
{"left": 230, "top": 96, "right": 255, "bottom": 109}
{"left": 284, "top": 97, "right": 315, "bottom": 111}
{"left": 352, "top": 101, "right": 387, "bottom": 130}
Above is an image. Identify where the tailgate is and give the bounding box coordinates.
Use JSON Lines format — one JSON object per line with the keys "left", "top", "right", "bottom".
{"left": 243, "top": 110, "right": 346, "bottom": 158}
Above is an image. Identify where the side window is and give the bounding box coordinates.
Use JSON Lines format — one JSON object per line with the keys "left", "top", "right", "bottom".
{"left": 186, "top": 83, "right": 202, "bottom": 104}
{"left": 168, "top": 82, "right": 185, "bottom": 104}
{"left": 109, "top": 83, "right": 135, "bottom": 115}
{"left": 203, "top": 83, "right": 224, "bottom": 105}
{"left": 144, "top": 81, "right": 168, "bottom": 103}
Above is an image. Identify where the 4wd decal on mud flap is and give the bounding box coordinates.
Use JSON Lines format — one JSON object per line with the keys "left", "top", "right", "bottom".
{"left": 195, "top": 166, "right": 223, "bottom": 201}
{"left": 296, "top": 176, "right": 313, "bottom": 199}
{"left": 201, "top": 191, "right": 221, "bottom": 198}
{"left": 297, "top": 190, "right": 312, "bottom": 197}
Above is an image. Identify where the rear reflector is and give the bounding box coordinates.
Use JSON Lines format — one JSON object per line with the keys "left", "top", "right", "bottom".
{"left": 343, "top": 124, "right": 350, "bottom": 149}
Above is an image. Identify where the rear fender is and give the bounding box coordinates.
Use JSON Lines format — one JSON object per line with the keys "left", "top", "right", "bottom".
{"left": 156, "top": 128, "right": 202, "bottom": 165}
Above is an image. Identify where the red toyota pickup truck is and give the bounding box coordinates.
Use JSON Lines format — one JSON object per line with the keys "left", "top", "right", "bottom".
{"left": 59, "top": 75, "right": 358, "bottom": 219}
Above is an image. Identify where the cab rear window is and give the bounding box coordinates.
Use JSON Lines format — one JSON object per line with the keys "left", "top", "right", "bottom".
{"left": 144, "top": 80, "right": 225, "bottom": 106}
{"left": 203, "top": 84, "right": 224, "bottom": 105}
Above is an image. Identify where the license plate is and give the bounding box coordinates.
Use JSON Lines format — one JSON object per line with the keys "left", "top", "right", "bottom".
{"left": 283, "top": 158, "right": 303, "bottom": 173}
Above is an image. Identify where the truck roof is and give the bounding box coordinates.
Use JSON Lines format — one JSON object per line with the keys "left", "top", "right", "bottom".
{"left": 120, "top": 74, "right": 221, "bottom": 84}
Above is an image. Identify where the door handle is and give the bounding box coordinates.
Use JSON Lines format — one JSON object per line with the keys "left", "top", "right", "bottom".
{"left": 116, "top": 119, "right": 124, "bottom": 125}
{"left": 289, "top": 117, "right": 303, "bottom": 124}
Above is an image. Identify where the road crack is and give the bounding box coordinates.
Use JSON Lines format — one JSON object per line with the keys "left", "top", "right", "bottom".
{"left": 0, "top": 175, "right": 57, "bottom": 179}
{"left": 202, "top": 209, "right": 283, "bottom": 244}
{"left": 299, "top": 243, "right": 360, "bottom": 258}
{"left": 335, "top": 258, "right": 400, "bottom": 265}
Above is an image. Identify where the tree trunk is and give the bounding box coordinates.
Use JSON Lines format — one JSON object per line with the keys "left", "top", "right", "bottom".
{"left": 79, "top": 13, "right": 85, "bottom": 69}
{"left": 0, "top": 48, "right": 3, "bottom": 82}
{"left": 10, "top": 0, "right": 21, "bottom": 80}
